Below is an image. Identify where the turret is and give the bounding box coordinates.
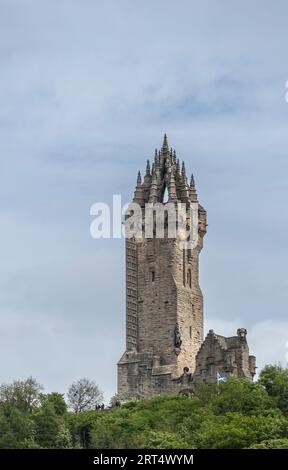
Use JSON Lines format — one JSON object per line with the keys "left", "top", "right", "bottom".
{"left": 189, "top": 174, "right": 198, "bottom": 203}
{"left": 133, "top": 171, "right": 144, "bottom": 206}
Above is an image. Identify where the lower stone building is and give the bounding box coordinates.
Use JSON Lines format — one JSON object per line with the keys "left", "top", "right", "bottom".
{"left": 193, "top": 328, "right": 256, "bottom": 384}
{"left": 118, "top": 328, "right": 256, "bottom": 398}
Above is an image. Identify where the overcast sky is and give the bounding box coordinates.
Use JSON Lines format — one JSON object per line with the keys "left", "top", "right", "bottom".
{"left": 0, "top": 0, "right": 288, "bottom": 401}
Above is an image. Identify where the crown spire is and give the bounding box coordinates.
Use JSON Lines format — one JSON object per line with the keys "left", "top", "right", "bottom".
{"left": 130, "top": 136, "right": 202, "bottom": 206}
{"left": 162, "top": 133, "right": 169, "bottom": 153}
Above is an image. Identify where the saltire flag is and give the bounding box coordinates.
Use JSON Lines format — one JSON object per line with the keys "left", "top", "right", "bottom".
{"left": 217, "top": 372, "right": 227, "bottom": 382}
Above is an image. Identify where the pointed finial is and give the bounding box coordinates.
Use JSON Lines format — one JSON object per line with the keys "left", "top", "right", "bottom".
{"left": 149, "top": 167, "right": 159, "bottom": 203}
{"left": 181, "top": 161, "right": 186, "bottom": 176}
{"left": 146, "top": 160, "right": 151, "bottom": 176}
{"left": 173, "top": 149, "right": 177, "bottom": 165}
{"left": 162, "top": 133, "right": 169, "bottom": 152}
{"left": 137, "top": 171, "right": 142, "bottom": 185}
{"left": 189, "top": 173, "right": 198, "bottom": 202}
{"left": 133, "top": 170, "right": 144, "bottom": 204}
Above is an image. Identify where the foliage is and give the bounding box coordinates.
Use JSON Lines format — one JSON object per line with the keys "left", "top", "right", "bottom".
{"left": 0, "top": 367, "right": 288, "bottom": 449}
{"left": 259, "top": 365, "right": 288, "bottom": 415}
{"left": 144, "top": 431, "right": 190, "bottom": 449}
{"left": 0, "top": 377, "right": 43, "bottom": 415}
{"left": 33, "top": 403, "right": 61, "bottom": 448}
{"left": 181, "top": 412, "right": 288, "bottom": 449}
{"left": 0, "top": 409, "right": 36, "bottom": 449}
{"left": 66, "top": 410, "right": 102, "bottom": 448}
{"left": 41, "top": 392, "right": 68, "bottom": 416}
{"left": 33, "top": 403, "right": 72, "bottom": 448}
{"left": 249, "top": 438, "right": 288, "bottom": 449}
{"left": 205, "top": 377, "right": 274, "bottom": 415}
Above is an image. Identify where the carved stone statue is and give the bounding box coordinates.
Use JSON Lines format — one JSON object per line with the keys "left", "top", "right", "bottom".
{"left": 237, "top": 328, "right": 247, "bottom": 342}
{"left": 174, "top": 326, "right": 182, "bottom": 348}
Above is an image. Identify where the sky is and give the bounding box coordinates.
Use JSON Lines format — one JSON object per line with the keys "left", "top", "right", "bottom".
{"left": 0, "top": 0, "right": 288, "bottom": 401}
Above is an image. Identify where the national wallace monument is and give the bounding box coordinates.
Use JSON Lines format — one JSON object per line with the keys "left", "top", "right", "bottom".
{"left": 117, "top": 135, "right": 256, "bottom": 400}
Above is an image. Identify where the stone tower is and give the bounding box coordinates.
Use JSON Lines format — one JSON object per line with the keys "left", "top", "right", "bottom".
{"left": 117, "top": 135, "right": 207, "bottom": 399}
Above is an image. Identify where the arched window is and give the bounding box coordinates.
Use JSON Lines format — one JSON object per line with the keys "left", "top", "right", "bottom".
{"left": 183, "top": 251, "right": 186, "bottom": 286}
{"left": 162, "top": 186, "right": 169, "bottom": 203}
{"left": 187, "top": 269, "right": 192, "bottom": 288}
{"left": 151, "top": 270, "right": 155, "bottom": 283}
{"left": 189, "top": 326, "right": 192, "bottom": 338}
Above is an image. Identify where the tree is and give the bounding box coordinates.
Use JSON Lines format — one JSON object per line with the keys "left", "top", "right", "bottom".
{"left": 34, "top": 403, "right": 61, "bottom": 448}
{"left": 54, "top": 423, "right": 73, "bottom": 448}
{"left": 259, "top": 365, "right": 288, "bottom": 414}
{"left": 0, "top": 377, "right": 43, "bottom": 415}
{"left": 66, "top": 410, "right": 101, "bottom": 448}
{"left": 67, "top": 379, "right": 103, "bottom": 413}
{"left": 9, "top": 408, "right": 35, "bottom": 444}
{"left": 180, "top": 412, "right": 288, "bottom": 449}
{"left": 207, "top": 377, "right": 274, "bottom": 415}
{"left": 41, "top": 393, "right": 67, "bottom": 416}
{"left": 0, "top": 414, "right": 17, "bottom": 449}
{"left": 34, "top": 402, "right": 72, "bottom": 449}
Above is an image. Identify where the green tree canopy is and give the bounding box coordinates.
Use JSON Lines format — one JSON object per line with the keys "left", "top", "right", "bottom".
{"left": 0, "top": 377, "right": 43, "bottom": 415}
{"left": 259, "top": 365, "right": 288, "bottom": 415}
{"left": 41, "top": 392, "right": 68, "bottom": 416}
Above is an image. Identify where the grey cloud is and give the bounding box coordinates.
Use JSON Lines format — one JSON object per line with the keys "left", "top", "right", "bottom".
{"left": 0, "top": 0, "right": 287, "bottom": 397}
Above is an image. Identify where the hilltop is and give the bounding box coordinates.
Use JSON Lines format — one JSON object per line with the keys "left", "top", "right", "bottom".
{"left": 0, "top": 365, "right": 288, "bottom": 449}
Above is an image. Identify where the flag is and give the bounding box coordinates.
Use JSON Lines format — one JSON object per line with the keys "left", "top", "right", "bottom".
{"left": 217, "top": 372, "right": 227, "bottom": 382}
